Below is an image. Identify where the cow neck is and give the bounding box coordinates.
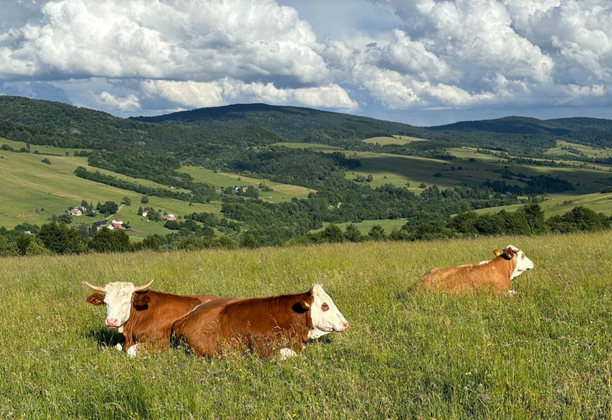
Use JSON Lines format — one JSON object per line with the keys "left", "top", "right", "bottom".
{"left": 246, "top": 292, "right": 313, "bottom": 331}
{"left": 492, "top": 255, "right": 516, "bottom": 281}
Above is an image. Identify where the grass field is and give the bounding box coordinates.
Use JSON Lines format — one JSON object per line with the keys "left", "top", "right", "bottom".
{"left": 475, "top": 191, "right": 612, "bottom": 217}
{"left": 0, "top": 138, "right": 221, "bottom": 235}
{"left": 178, "top": 166, "right": 313, "bottom": 203}
{"left": 546, "top": 140, "right": 612, "bottom": 159}
{"left": 1, "top": 232, "right": 612, "bottom": 418}
{"left": 363, "top": 135, "right": 426, "bottom": 146}
{"left": 277, "top": 142, "right": 612, "bottom": 194}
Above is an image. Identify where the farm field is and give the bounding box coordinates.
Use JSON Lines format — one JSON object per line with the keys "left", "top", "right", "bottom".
{"left": 278, "top": 142, "right": 612, "bottom": 193}
{"left": 362, "top": 135, "right": 426, "bottom": 146}
{"left": 2, "top": 232, "right": 612, "bottom": 418}
{"left": 475, "top": 191, "right": 612, "bottom": 217}
{"left": 546, "top": 140, "right": 612, "bottom": 159}
{"left": 178, "top": 166, "right": 313, "bottom": 202}
{"left": 0, "top": 138, "right": 219, "bottom": 234}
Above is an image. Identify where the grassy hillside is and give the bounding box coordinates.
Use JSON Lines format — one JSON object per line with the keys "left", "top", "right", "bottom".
{"left": 2, "top": 232, "right": 612, "bottom": 418}
{"left": 0, "top": 137, "right": 220, "bottom": 233}
{"left": 277, "top": 142, "right": 612, "bottom": 193}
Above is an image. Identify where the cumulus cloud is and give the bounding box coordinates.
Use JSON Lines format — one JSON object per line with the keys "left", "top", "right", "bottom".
{"left": 95, "top": 91, "right": 140, "bottom": 112}
{"left": 142, "top": 78, "right": 357, "bottom": 110}
{"left": 1, "top": 0, "right": 611, "bottom": 123}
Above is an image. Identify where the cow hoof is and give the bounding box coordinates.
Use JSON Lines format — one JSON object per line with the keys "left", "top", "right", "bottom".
{"left": 279, "top": 348, "right": 297, "bottom": 360}
{"left": 508, "top": 290, "right": 517, "bottom": 297}
{"left": 127, "top": 344, "right": 139, "bottom": 358}
{"left": 114, "top": 343, "right": 123, "bottom": 351}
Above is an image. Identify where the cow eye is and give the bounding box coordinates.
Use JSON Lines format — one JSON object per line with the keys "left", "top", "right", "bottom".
{"left": 321, "top": 303, "right": 329, "bottom": 312}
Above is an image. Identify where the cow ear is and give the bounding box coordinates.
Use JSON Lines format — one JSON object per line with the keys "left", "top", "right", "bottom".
{"left": 86, "top": 293, "right": 104, "bottom": 306}
{"left": 504, "top": 248, "right": 515, "bottom": 258}
{"left": 493, "top": 249, "right": 503, "bottom": 257}
{"left": 293, "top": 297, "right": 313, "bottom": 314}
{"left": 133, "top": 294, "right": 150, "bottom": 308}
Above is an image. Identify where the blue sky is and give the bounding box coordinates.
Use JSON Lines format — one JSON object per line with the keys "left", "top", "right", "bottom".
{"left": 1, "top": 0, "right": 611, "bottom": 126}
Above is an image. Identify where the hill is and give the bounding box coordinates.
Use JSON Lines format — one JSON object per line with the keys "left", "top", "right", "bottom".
{"left": 2, "top": 232, "right": 612, "bottom": 418}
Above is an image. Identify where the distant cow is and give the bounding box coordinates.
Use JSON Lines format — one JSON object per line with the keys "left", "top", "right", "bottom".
{"left": 172, "top": 284, "right": 349, "bottom": 359}
{"left": 410, "top": 245, "right": 535, "bottom": 295}
{"left": 85, "top": 281, "right": 216, "bottom": 356}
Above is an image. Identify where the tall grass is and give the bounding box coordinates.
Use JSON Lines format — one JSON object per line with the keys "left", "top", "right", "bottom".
{"left": 1, "top": 232, "right": 612, "bottom": 419}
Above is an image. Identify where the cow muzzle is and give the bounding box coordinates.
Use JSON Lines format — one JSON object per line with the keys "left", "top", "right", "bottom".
{"left": 336, "top": 321, "right": 349, "bottom": 332}
{"left": 105, "top": 318, "right": 120, "bottom": 328}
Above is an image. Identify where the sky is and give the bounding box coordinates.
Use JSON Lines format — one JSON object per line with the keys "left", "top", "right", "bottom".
{"left": 1, "top": 0, "right": 611, "bottom": 126}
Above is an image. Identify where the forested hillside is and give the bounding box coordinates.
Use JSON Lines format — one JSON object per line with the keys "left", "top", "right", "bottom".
{"left": 1, "top": 96, "right": 611, "bottom": 254}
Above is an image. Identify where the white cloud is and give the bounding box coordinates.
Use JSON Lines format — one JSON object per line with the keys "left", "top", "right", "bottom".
{"left": 95, "top": 91, "right": 140, "bottom": 112}
{"left": 141, "top": 78, "right": 358, "bottom": 111}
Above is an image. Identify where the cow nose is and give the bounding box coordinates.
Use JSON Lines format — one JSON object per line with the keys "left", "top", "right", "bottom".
{"left": 106, "top": 318, "right": 119, "bottom": 327}
{"left": 342, "top": 321, "right": 349, "bottom": 331}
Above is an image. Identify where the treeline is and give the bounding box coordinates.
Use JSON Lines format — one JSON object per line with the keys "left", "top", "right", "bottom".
{"left": 219, "top": 183, "right": 526, "bottom": 246}
{"left": 2, "top": 205, "right": 609, "bottom": 257}
{"left": 303, "top": 205, "right": 611, "bottom": 244}
{"left": 483, "top": 174, "right": 575, "bottom": 195}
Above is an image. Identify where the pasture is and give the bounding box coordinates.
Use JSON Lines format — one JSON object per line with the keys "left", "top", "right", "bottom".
{"left": 0, "top": 138, "right": 220, "bottom": 235}
{"left": 178, "top": 166, "right": 313, "bottom": 203}
{"left": 2, "top": 232, "right": 612, "bottom": 418}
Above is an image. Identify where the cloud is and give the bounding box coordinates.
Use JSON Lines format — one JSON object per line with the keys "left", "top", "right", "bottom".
{"left": 1, "top": 0, "right": 611, "bottom": 124}
{"left": 95, "top": 91, "right": 140, "bottom": 112}
{"left": 141, "top": 79, "right": 358, "bottom": 111}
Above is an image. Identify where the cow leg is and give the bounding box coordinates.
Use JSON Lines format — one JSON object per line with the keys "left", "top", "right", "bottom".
{"left": 114, "top": 343, "right": 123, "bottom": 351}
{"left": 279, "top": 348, "right": 298, "bottom": 360}
{"left": 127, "top": 344, "right": 139, "bottom": 358}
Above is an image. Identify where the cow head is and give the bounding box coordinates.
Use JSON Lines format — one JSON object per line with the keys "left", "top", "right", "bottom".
{"left": 85, "top": 281, "right": 153, "bottom": 330}
{"left": 494, "top": 245, "right": 535, "bottom": 279}
{"left": 305, "top": 284, "right": 349, "bottom": 339}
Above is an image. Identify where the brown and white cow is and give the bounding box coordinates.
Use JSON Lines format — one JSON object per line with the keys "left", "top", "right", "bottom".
{"left": 171, "top": 284, "right": 348, "bottom": 359}
{"left": 85, "top": 281, "right": 216, "bottom": 357}
{"left": 410, "top": 245, "right": 535, "bottom": 295}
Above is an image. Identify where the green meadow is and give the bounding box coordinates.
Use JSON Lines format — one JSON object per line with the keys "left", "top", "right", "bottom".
{"left": 317, "top": 218, "right": 409, "bottom": 234}
{"left": 0, "top": 138, "right": 220, "bottom": 237}
{"left": 546, "top": 140, "right": 612, "bottom": 159}
{"left": 2, "top": 232, "right": 612, "bottom": 418}
{"left": 178, "top": 166, "right": 313, "bottom": 203}
{"left": 362, "top": 135, "right": 426, "bottom": 146}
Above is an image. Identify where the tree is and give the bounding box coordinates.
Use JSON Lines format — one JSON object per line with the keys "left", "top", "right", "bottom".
{"left": 99, "top": 201, "right": 119, "bottom": 215}
{"left": 37, "top": 222, "right": 86, "bottom": 254}
{"left": 89, "top": 228, "right": 131, "bottom": 253}
{"left": 344, "top": 224, "right": 363, "bottom": 242}
{"left": 0, "top": 236, "right": 18, "bottom": 257}
{"left": 240, "top": 233, "right": 260, "bottom": 249}
{"left": 321, "top": 224, "right": 344, "bottom": 243}
{"left": 141, "top": 195, "right": 149, "bottom": 204}
{"left": 367, "top": 224, "right": 387, "bottom": 241}
{"left": 121, "top": 196, "right": 132, "bottom": 206}
{"left": 137, "top": 206, "right": 143, "bottom": 216}
{"left": 523, "top": 204, "right": 546, "bottom": 234}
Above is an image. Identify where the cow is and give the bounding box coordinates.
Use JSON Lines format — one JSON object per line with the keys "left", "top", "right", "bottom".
{"left": 85, "top": 281, "right": 216, "bottom": 357}
{"left": 171, "top": 284, "right": 349, "bottom": 359}
{"left": 410, "top": 245, "right": 535, "bottom": 295}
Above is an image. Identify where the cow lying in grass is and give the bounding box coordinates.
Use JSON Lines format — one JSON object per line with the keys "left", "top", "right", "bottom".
{"left": 410, "top": 245, "right": 535, "bottom": 295}
{"left": 85, "top": 281, "right": 216, "bottom": 357}
{"left": 172, "top": 284, "right": 348, "bottom": 359}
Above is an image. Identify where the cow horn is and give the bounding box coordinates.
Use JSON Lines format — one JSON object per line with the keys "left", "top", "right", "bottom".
{"left": 134, "top": 280, "right": 154, "bottom": 292}
{"left": 84, "top": 282, "right": 105, "bottom": 292}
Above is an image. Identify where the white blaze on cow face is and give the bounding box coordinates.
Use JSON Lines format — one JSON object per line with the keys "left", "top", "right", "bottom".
{"left": 102, "top": 282, "right": 135, "bottom": 329}
{"left": 308, "top": 284, "right": 348, "bottom": 339}
{"left": 505, "top": 245, "right": 535, "bottom": 280}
